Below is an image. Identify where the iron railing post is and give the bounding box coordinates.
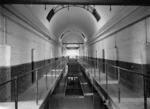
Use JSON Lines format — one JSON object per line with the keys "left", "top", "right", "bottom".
{"left": 36, "top": 70, "right": 38, "bottom": 105}
{"left": 94, "top": 60, "right": 96, "bottom": 78}
{"left": 14, "top": 77, "right": 18, "bottom": 109}
{"left": 55, "top": 62, "right": 56, "bottom": 78}
{"left": 91, "top": 60, "right": 93, "bottom": 75}
{"left": 56, "top": 64, "right": 58, "bottom": 77}
{"left": 91, "top": 58, "right": 92, "bottom": 74}
{"left": 105, "top": 63, "right": 108, "bottom": 90}
{"left": 55, "top": 61, "right": 56, "bottom": 78}
{"left": 118, "top": 68, "right": 121, "bottom": 103}
{"left": 88, "top": 57, "right": 89, "bottom": 72}
{"left": 99, "top": 61, "right": 100, "bottom": 82}
{"left": 51, "top": 63, "right": 53, "bottom": 81}
{"left": 143, "top": 75, "right": 147, "bottom": 109}
{"left": 46, "top": 66, "right": 48, "bottom": 90}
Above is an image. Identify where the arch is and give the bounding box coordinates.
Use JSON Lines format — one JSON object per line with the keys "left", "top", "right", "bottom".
{"left": 60, "top": 31, "right": 85, "bottom": 44}
{"left": 60, "top": 29, "right": 86, "bottom": 41}
{"left": 47, "top": 5, "right": 101, "bottom": 22}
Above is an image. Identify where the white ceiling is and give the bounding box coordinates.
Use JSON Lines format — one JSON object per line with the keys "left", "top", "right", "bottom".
{"left": 10, "top": 5, "right": 124, "bottom": 44}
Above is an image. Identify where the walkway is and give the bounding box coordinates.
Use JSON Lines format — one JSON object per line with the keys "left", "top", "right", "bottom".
{"left": 80, "top": 61, "right": 150, "bottom": 109}
{"left": 0, "top": 65, "right": 66, "bottom": 109}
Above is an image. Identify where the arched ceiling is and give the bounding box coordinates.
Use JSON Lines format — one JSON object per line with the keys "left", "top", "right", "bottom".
{"left": 8, "top": 5, "right": 124, "bottom": 45}
{"left": 49, "top": 6, "right": 98, "bottom": 42}
{"left": 61, "top": 31, "right": 85, "bottom": 43}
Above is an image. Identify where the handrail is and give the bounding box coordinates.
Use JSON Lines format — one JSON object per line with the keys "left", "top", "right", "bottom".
{"left": 0, "top": 57, "right": 68, "bottom": 109}
{"left": 0, "top": 58, "right": 62, "bottom": 87}
{"left": 79, "top": 60, "right": 117, "bottom": 109}
{"left": 80, "top": 56, "right": 148, "bottom": 109}
{"left": 84, "top": 57, "right": 150, "bottom": 78}
{"left": 105, "top": 63, "right": 150, "bottom": 78}
{"left": 0, "top": 78, "right": 16, "bottom": 86}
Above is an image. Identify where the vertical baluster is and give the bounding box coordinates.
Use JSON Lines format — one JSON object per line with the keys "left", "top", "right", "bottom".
{"left": 105, "top": 63, "right": 108, "bottom": 90}
{"left": 143, "top": 75, "right": 147, "bottom": 109}
{"left": 15, "top": 77, "right": 18, "bottom": 109}
{"left": 46, "top": 65, "right": 48, "bottom": 90}
{"left": 36, "top": 70, "right": 38, "bottom": 105}
{"left": 99, "top": 59, "right": 100, "bottom": 82}
{"left": 118, "top": 68, "right": 121, "bottom": 103}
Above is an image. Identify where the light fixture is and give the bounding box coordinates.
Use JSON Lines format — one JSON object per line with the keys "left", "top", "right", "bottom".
{"left": 46, "top": 5, "right": 101, "bottom": 22}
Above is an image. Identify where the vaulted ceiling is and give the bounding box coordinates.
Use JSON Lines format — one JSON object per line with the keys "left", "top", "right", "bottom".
{"left": 2, "top": 0, "right": 149, "bottom": 50}
{"left": 8, "top": 4, "right": 125, "bottom": 45}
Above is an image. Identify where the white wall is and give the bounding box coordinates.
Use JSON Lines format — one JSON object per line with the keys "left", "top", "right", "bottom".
{"left": 0, "top": 7, "right": 59, "bottom": 66}
{"left": 0, "top": 11, "right": 4, "bottom": 45}
{"left": 116, "top": 20, "right": 146, "bottom": 64}
{"left": 86, "top": 7, "right": 150, "bottom": 65}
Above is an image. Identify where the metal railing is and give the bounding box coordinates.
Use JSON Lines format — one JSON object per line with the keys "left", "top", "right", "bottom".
{"left": 80, "top": 56, "right": 150, "bottom": 109}
{"left": 0, "top": 57, "right": 68, "bottom": 109}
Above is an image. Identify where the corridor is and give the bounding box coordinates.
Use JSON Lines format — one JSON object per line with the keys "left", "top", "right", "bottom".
{"left": 0, "top": 1, "right": 150, "bottom": 109}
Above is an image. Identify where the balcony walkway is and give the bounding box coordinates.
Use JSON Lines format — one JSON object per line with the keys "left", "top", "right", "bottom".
{"left": 80, "top": 61, "right": 150, "bottom": 109}
{"left": 0, "top": 69, "right": 63, "bottom": 109}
